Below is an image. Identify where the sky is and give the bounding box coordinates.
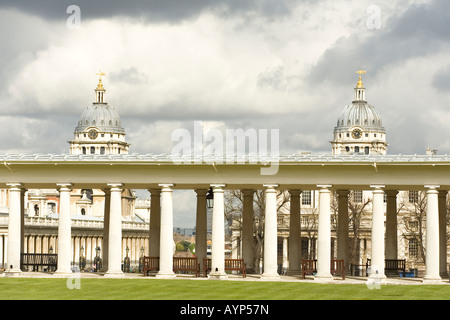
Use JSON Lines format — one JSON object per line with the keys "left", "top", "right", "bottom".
{"left": 1, "top": 0, "right": 449, "bottom": 227}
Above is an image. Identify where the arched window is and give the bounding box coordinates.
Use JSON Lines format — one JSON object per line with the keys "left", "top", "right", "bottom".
{"left": 355, "top": 146, "right": 360, "bottom": 153}
{"left": 91, "top": 147, "right": 95, "bottom": 154}
{"left": 100, "top": 147, "right": 105, "bottom": 155}
{"left": 81, "top": 208, "right": 86, "bottom": 215}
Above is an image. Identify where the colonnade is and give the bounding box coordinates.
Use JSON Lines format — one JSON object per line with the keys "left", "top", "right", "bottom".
{"left": 4, "top": 182, "right": 448, "bottom": 283}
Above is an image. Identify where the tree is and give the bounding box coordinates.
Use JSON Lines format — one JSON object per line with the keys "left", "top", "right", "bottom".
{"left": 225, "top": 189, "right": 289, "bottom": 273}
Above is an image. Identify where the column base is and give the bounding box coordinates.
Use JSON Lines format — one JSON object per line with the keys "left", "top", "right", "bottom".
{"left": 155, "top": 271, "right": 176, "bottom": 279}
{"left": 260, "top": 273, "right": 280, "bottom": 281}
{"left": 314, "top": 273, "right": 334, "bottom": 282}
{"left": 105, "top": 270, "right": 125, "bottom": 278}
{"left": 423, "top": 275, "right": 442, "bottom": 284}
{"left": 3, "top": 269, "right": 22, "bottom": 277}
{"left": 208, "top": 271, "right": 228, "bottom": 280}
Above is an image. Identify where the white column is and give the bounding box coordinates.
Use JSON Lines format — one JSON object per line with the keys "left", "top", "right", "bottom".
{"left": 288, "top": 190, "right": 301, "bottom": 275}
{"left": 423, "top": 185, "right": 442, "bottom": 283}
{"left": 156, "top": 184, "right": 176, "bottom": 278}
{"left": 261, "top": 184, "right": 280, "bottom": 280}
{"left": 282, "top": 236, "right": 288, "bottom": 274}
{"left": 105, "top": 183, "right": 124, "bottom": 277}
{"left": 209, "top": 184, "right": 227, "bottom": 279}
{"left": 315, "top": 185, "right": 333, "bottom": 280}
{"left": 6, "top": 183, "right": 22, "bottom": 275}
{"left": 54, "top": 183, "right": 73, "bottom": 276}
{"left": 370, "top": 185, "right": 386, "bottom": 280}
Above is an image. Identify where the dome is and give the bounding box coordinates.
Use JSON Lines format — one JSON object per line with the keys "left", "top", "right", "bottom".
{"left": 334, "top": 102, "right": 385, "bottom": 133}
{"left": 75, "top": 102, "right": 125, "bottom": 134}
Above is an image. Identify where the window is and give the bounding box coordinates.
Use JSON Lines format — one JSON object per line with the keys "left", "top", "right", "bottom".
{"left": 409, "top": 238, "right": 418, "bottom": 258}
{"left": 364, "top": 146, "right": 370, "bottom": 155}
{"left": 353, "top": 190, "right": 363, "bottom": 203}
{"left": 81, "top": 208, "right": 86, "bottom": 216}
{"left": 345, "top": 147, "right": 350, "bottom": 152}
{"left": 82, "top": 147, "right": 86, "bottom": 154}
{"left": 409, "top": 191, "right": 419, "bottom": 203}
{"left": 302, "top": 190, "right": 312, "bottom": 206}
{"left": 355, "top": 146, "right": 360, "bottom": 153}
{"left": 100, "top": 147, "right": 105, "bottom": 155}
{"left": 90, "top": 146, "right": 95, "bottom": 154}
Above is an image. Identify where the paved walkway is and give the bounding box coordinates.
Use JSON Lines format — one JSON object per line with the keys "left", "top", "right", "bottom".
{"left": 2, "top": 271, "right": 449, "bottom": 285}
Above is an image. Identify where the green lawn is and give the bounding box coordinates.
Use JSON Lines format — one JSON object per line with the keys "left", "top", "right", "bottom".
{"left": 0, "top": 278, "right": 449, "bottom": 300}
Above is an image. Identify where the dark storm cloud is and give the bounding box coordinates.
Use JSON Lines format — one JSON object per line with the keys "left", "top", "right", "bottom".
{"left": 0, "top": 0, "right": 302, "bottom": 22}
{"left": 306, "top": 0, "right": 450, "bottom": 88}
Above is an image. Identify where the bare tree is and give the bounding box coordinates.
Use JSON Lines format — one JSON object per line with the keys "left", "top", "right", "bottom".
{"left": 225, "top": 189, "right": 289, "bottom": 273}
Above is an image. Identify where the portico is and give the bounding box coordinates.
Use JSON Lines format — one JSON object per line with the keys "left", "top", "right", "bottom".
{"left": 1, "top": 153, "right": 449, "bottom": 283}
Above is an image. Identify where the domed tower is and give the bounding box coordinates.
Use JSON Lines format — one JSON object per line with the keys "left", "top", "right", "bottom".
{"left": 331, "top": 71, "right": 387, "bottom": 155}
{"left": 69, "top": 72, "right": 130, "bottom": 155}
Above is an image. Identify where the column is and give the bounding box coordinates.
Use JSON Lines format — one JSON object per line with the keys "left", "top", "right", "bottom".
{"left": 315, "top": 185, "right": 333, "bottom": 280}
{"left": 149, "top": 189, "right": 161, "bottom": 257}
{"left": 5, "top": 183, "right": 22, "bottom": 275}
{"left": 195, "top": 189, "right": 208, "bottom": 266}
{"left": 261, "top": 184, "right": 280, "bottom": 280}
{"left": 423, "top": 185, "right": 442, "bottom": 283}
{"left": 385, "top": 190, "right": 398, "bottom": 260}
{"left": 370, "top": 185, "right": 386, "bottom": 280}
{"left": 105, "top": 183, "right": 124, "bottom": 277}
{"left": 282, "top": 236, "right": 288, "bottom": 274}
{"left": 242, "top": 189, "right": 255, "bottom": 273}
{"left": 54, "top": 183, "right": 73, "bottom": 276}
{"left": 336, "top": 190, "right": 349, "bottom": 271}
{"left": 288, "top": 190, "right": 301, "bottom": 275}
{"left": 209, "top": 184, "right": 227, "bottom": 279}
{"left": 438, "top": 190, "right": 448, "bottom": 277}
{"left": 156, "top": 184, "right": 176, "bottom": 278}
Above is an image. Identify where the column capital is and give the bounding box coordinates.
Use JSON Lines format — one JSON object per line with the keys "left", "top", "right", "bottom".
{"left": 107, "top": 183, "right": 123, "bottom": 189}
{"left": 241, "top": 189, "right": 255, "bottom": 196}
{"left": 370, "top": 185, "right": 385, "bottom": 190}
{"left": 336, "top": 190, "right": 349, "bottom": 197}
{"left": 385, "top": 190, "right": 399, "bottom": 197}
{"left": 211, "top": 184, "right": 226, "bottom": 193}
{"left": 425, "top": 185, "right": 440, "bottom": 191}
{"left": 263, "top": 184, "right": 278, "bottom": 190}
{"left": 195, "top": 189, "right": 208, "bottom": 196}
{"left": 149, "top": 188, "right": 162, "bottom": 195}
{"left": 317, "top": 184, "right": 332, "bottom": 189}
{"left": 6, "top": 183, "right": 22, "bottom": 190}
{"left": 288, "top": 190, "right": 302, "bottom": 196}
{"left": 56, "top": 183, "right": 73, "bottom": 191}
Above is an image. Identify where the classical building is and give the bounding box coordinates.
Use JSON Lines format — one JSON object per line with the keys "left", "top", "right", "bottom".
{"left": 0, "top": 71, "right": 448, "bottom": 284}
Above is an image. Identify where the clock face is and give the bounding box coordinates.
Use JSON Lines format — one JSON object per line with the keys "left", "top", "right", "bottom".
{"left": 88, "top": 129, "right": 98, "bottom": 140}
{"left": 351, "top": 129, "right": 362, "bottom": 139}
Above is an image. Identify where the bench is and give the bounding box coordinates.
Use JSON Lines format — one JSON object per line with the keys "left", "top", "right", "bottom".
{"left": 21, "top": 253, "right": 57, "bottom": 272}
{"left": 301, "top": 259, "right": 345, "bottom": 279}
{"left": 173, "top": 257, "right": 200, "bottom": 277}
{"left": 366, "top": 259, "right": 406, "bottom": 276}
{"left": 203, "top": 258, "right": 247, "bottom": 278}
{"left": 142, "top": 256, "right": 159, "bottom": 276}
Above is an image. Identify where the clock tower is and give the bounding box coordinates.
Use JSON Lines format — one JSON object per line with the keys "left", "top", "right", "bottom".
{"left": 331, "top": 71, "right": 388, "bottom": 155}
{"left": 69, "top": 72, "right": 130, "bottom": 155}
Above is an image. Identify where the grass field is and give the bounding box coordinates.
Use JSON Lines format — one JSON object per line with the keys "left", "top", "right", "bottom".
{"left": 0, "top": 277, "right": 449, "bottom": 300}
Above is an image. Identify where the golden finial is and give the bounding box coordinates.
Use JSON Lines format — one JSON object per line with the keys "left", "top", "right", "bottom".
{"left": 95, "top": 70, "right": 106, "bottom": 91}
{"left": 356, "top": 70, "right": 366, "bottom": 88}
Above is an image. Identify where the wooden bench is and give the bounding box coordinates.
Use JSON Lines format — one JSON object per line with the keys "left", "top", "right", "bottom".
{"left": 142, "top": 256, "right": 159, "bottom": 276}
{"left": 366, "top": 259, "right": 406, "bottom": 276}
{"left": 173, "top": 257, "right": 200, "bottom": 277}
{"left": 203, "top": 258, "right": 247, "bottom": 278}
{"left": 301, "top": 259, "right": 345, "bottom": 279}
{"left": 21, "top": 253, "right": 57, "bottom": 272}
